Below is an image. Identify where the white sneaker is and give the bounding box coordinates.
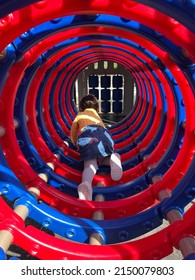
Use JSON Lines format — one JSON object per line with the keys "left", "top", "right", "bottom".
{"left": 110, "top": 153, "right": 123, "bottom": 181}
{"left": 77, "top": 181, "right": 92, "bottom": 201}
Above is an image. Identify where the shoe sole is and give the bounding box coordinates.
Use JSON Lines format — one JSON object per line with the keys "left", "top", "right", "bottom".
{"left": 78, "top": 183, "right": 92, "bottom": 200}
{"left": 110, "top": 153, "right": 122, "bottom": 181}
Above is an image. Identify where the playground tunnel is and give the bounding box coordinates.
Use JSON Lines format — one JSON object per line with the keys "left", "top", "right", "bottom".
{"left": 0, "top": 0, "right": 195, "bottom": 260}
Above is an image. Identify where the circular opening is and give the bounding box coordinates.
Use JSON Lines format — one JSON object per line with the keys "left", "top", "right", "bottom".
{"left": 73, "top": 60, "right": 137, "bottom": 125}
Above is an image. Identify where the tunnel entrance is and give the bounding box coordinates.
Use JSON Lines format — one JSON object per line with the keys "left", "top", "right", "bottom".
{"left": 74, "top": 60, "right": 137, "bottom": 125}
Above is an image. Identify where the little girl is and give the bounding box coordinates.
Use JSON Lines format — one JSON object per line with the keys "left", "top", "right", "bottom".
{"left": 70, "top": 94, "right": 123, "bottom": 200}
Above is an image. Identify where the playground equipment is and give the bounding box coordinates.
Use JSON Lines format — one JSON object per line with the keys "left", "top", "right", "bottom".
{"left": 0, "top": 0, "right": 195, "bottom": 260}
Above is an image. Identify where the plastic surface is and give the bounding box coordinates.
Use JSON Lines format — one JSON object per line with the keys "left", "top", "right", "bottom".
{"left": 0, "top": 0, "right": 194, "bottom": 260}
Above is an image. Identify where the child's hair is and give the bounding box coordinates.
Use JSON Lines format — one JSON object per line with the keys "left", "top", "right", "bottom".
{"left": 79, "top": 94, "right": 99, "bottom": 111}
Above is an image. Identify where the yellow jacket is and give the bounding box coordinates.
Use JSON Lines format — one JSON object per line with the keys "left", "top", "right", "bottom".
{"left": 70, "top": 108, "right": 105, "bottom": 145}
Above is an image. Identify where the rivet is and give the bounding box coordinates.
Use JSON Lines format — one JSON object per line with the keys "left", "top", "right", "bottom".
{"left": 65, "top": 229, "right": 75, "bottom": 239}
{"left": 118, "top": 230, "right": 129, "bottom": 241}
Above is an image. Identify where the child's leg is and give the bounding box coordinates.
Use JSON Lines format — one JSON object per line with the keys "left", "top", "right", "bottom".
{"left": 78, "top": 159, "right": 98, "bottom": 200}
{"left": 100, "top": 153, "right": 123, "bottom": 181}
{"left": 82, "top": 159, "right": 98, "bottom": 184}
